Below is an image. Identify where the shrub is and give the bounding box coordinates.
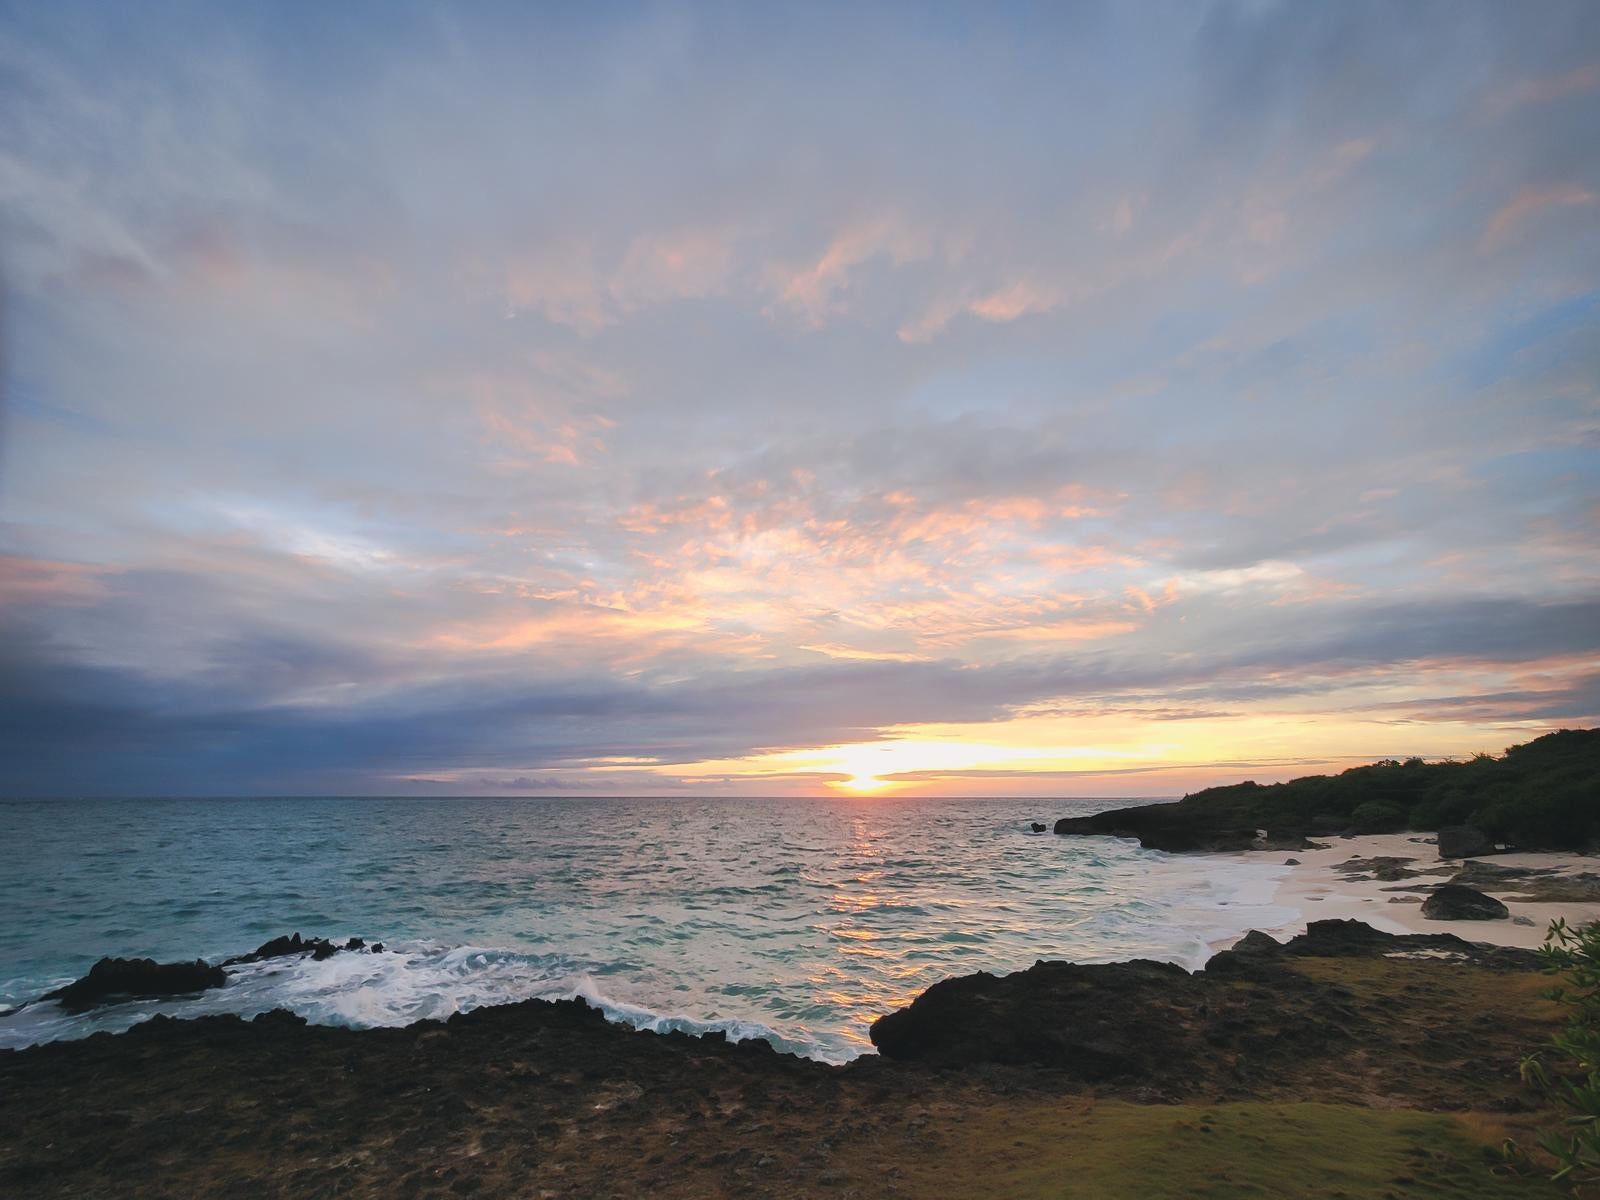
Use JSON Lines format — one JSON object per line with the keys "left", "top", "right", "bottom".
{"left": 1522, "top": 918, "right": 1600, "bottom": 1185}
{"left": 1350, "top": 801, "right": 1407, "bottom": 833}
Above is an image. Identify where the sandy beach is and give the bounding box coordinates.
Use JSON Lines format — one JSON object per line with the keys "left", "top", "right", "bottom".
{"left": 1212, "top": 833, "right": 1600, "bottom": 952}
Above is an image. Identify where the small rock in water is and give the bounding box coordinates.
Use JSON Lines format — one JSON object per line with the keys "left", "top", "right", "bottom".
{"left": 1420, "top": 883, "right": 1509, "bottom": 921}
{"left": 1284, "top": 858, "right": 1301, "bottom": 866}
{"left": 44, "top": 957, "right": 226, "bottom": 1013}
{"left": 1511, "top": 915, "right": 1536, "bottom": 927}
{"left": 1030, "top": 822, "right": 1047, "bottom": 833}
{"left": 223, "top": 932, "right": 362, "bottom": 966}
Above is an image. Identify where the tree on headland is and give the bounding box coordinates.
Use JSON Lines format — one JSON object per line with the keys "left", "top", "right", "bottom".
{"left": 1178, "top": 728, "right": 1600, "bottom": 850}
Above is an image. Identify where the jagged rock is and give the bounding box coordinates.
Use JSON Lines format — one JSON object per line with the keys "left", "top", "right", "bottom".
{"left": 44, "top": 957, "right": 226, "bottom": 1013}
{"left": 251, "top": 1008, "right": 309, "bottom": 1028}
{"left": 1284, "top": 858, "right": 1301, "bottom": 865}
{"left": 869, "top": 919, "right": 1539, "bottom": 1078}
{"left": 1206, "top": 930, "right": 1284, "bottom": 974}
{"left": 1030, "top": 823, "right": 1046, "bottom": 833}
{"left": 869, "top": 957, "right": 1199, "bottom": 1077}
{"left": 1420, "top": 884, "right": 1509, "bottom": 921}
{"left": 869, "top": 918, "right": 1546, "bottom": 1078}
{"left": 1437, "top": 826, "right": 1496, "bottom": 860}
{"left": 222, "top": 932, "right": 363, "bottom": 967}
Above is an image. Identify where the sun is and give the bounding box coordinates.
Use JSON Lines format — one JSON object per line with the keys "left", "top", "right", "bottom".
{"left": 838, "top": 773, "right": 893, "bottom": 794}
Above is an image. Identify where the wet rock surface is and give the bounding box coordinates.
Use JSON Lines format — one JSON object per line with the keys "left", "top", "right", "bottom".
{"left": 43, "top": 958, "right": 227, "bottom": 1013}
{"left": 220, "top": 931, "right": 373, "bottom": 966}
{"left": 18, "top": 933, "right": 380, "bottom": 1018}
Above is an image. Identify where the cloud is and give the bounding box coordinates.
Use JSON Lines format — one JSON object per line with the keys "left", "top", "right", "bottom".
{"left": 765, "top": 215, "right": 935, "bottom": 327}
{"left": 1486, "top": 63, "right": 1600, "bottom": 114}
{"left": 1480, "top": 184, "right": 1597, "bottom": 251}
{"left": 0, "top": 1, "right": 1597, "bottom": 793}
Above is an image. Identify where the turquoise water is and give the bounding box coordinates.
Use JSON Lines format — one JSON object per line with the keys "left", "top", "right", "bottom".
{"left": 0, "top": 796, "right": 1293, "bottom": 1060}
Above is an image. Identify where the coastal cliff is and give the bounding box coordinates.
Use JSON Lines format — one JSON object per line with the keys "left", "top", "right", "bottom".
{"left": 1053, "top": 728, "right": 1600, "bottom": 852}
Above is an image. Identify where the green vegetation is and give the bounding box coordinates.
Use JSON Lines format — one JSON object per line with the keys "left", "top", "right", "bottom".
{"left": 1175, "top": 728, "right": 1600, "bottom": 849}
{"left": 1524, "top": 918, "right": 1600, "bottom": 1188}
{"left": 883, "top": 1101, "right": 1563, "bottom": 1199}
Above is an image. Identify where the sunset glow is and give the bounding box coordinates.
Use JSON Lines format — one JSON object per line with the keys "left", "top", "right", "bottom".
{"left": 0, "top": 4, "right": 1595, "bottom": 796}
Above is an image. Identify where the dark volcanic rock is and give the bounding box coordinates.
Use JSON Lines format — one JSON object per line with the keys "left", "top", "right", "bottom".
{"left": 222, "top": 932, "right": 358, "bottom": 967}
{"left": 1052, "top": 807, "right": 1310, "bottom": 853}
{"left": 1420, "top": 884, "right": 1510, "bottom": 921}
{"left": 44, "top": 957, "right": 226, "bottom": 1013}
{"left": 869, "top": 919, "right": 1541, "bottom": 1076}
{"left": 1205, "top": 930, "right": 1284, "bottom": 974}
{"left": 1437, "top": 826, "right": 1496, "bottom": 859}
{"left": 1030, "top": 822, "right": 1047, "bottom": 833}
{"left": 1334, "top": 855, "right": 1432, "bottom": 883}
{"left": 0, "top": 917, "right": 1563, "bottom": 1199}
{"left": 1445, "top": 860, "right": 1600, "bottom": 903}
{"left": 869, "top": 957, "right": 1202, "bottom": 1078}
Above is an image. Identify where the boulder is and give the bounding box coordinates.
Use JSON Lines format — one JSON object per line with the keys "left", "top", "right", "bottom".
{"left": 1030, "top": 823, "right": 1047, "bottom": 833}
{"left": 868, "top": 920, "right": 1535, "bottom": 1082}
{"left": 868, "top": 957, "right": 1199, "bottom": 1078}
{"left": 44, "top": 957, "right": 226, "bottom": 1013}
{"left": 1421, "top": 883, "right": 1510, "bottom": 922}
{"left": 1437, "top": 826, "right": 1495, "bottom": 859}
{"left": 1205, "top": 930, "right": 1285, "bottom": 975}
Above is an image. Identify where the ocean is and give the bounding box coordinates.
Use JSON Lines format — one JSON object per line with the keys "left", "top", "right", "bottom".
{"left": 0, "top": 796, "right": 1295, "bottom": 1061}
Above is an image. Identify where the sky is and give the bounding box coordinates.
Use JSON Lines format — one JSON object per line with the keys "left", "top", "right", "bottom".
{"left": 1, "top": 1, "right": 1597, "bottom": 798}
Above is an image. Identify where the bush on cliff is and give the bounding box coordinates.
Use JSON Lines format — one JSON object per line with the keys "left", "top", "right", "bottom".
{"left": 1167, "top": 729, "right": 1597, "bottom": 850}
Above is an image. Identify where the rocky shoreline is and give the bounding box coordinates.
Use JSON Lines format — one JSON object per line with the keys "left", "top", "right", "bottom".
{"left": 0, "top": 920, "right": 1573, "bottom": 1198}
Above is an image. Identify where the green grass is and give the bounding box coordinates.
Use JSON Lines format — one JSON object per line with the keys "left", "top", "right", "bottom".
{"left": 892, "top": 1102, "right": 1563, "bottom": 1199}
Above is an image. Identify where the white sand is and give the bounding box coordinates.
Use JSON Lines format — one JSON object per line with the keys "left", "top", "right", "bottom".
{"left": 1207, "top": 832, "right": 1600, "bottom": 952}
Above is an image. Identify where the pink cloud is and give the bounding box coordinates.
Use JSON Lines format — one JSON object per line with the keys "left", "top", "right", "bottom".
{"left": 1480, "top": 184, "right": 1597, "bottom": 251}
{"left": 767, "top": 216, "right": 933, "bottom": 326}
{"left": 0, "top": 555, "right": 110, "bottom": 606}
{"left": 1486, "top": 63, "right": 1600, "bottom": 114}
